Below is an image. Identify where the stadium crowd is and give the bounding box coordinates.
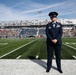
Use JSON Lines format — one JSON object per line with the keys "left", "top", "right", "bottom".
{"left": 0, "top": 26, "right": 76, "bottom": 38}
{"left": 0, "top": 20, "right": 76, "bottom": 38}
{"left": 0, "top": 29, "right": 20, "bottom": 38}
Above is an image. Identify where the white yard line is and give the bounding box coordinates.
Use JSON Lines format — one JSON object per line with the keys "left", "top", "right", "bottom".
{"left": 62, "top": 43, "right": 76, "bottom": 50}
{"left": 0, "top": 43, "right": 8, "bottom": 45}
{"left": 16, "top": 55, "right": 21, "bottom": 59}
{"left": 0, "top": 39, "right": 37, "bottom": 58}
{"left": 72, "top": 55, "right": 76, "bottom": 59}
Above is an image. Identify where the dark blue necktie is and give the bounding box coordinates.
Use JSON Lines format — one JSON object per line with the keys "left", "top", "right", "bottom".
{"left": 53, "top": 23, "right": 56, "bottom": 28}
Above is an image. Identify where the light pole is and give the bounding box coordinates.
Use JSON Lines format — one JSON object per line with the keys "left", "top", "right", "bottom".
{"left": 38, "top": 11, "right": 42, "bottom": 25}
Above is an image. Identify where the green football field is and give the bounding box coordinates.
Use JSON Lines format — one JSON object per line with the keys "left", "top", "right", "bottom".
{"left": 0, "top": 38, "right": 76, "bottom": 59}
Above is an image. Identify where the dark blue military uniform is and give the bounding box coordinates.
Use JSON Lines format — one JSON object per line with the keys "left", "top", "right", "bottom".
{"left": 45, "top": 21, "right": 63, "bottom": 71}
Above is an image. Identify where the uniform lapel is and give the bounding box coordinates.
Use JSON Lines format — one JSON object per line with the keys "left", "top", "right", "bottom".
{"left": 50, "top": 22, "right": 53, "bottom": 28}
{"left": 49, "top": 22, "right": 53, "bottom": 28}
{"left": 55, "top": 22, "right": 57, "bottom": 28}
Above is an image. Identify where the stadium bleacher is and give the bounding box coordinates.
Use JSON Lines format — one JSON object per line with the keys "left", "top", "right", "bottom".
{"left": 19, "top": 28, "right": 37, "bottom": 37}
{"left": 0, "top": 20, "right": 76, "bottom": 38}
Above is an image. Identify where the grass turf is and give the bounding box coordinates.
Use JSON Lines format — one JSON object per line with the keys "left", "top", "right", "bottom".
{"left": 0, "top": 38, "right": 76, "bottom": 59}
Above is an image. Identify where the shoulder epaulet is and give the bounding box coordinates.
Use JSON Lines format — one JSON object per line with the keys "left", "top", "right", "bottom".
{"left": 57, "top": 22, "right": 62, "bottom": 25}
{"left": 46, "top": 22, "right": 51, "bottom": 26}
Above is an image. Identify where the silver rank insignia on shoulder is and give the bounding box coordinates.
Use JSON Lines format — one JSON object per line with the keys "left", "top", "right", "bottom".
{"left": 57, "top": 25, "right": 60, "bottom": 27}
{"left": 48, "top": 26, "right": 51, "bottom": 29}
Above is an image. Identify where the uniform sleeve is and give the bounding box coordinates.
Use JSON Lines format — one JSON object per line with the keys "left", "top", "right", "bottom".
{"left": 56, "top": 23, "right": 63, "bottom": 41}
{"left": 45, "top": 24, "right": 53, "bottom": 41}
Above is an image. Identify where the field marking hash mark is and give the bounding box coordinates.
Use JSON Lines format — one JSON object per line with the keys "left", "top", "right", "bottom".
{"left": 72, "top": 55, "right": 76, "bottom": 59}
{"left": 16, "top": 55, "right": 22, "bottom": 59}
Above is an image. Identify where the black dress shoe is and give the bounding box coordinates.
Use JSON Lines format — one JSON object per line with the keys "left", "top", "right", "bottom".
{"left": 46, "top": 69, "right": 50, "bottom": 73}
{"left": 58, "top": 69, "right": 63, "bottom": 73}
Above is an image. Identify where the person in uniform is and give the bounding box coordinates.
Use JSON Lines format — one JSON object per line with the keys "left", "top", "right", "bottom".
{"left": 45, "top": 11, "right": 63, "bottom": 73}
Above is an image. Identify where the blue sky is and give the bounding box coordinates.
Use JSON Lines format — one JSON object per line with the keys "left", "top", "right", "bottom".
{"left": 0, "top": 0, "right": 76, "bottom": 20}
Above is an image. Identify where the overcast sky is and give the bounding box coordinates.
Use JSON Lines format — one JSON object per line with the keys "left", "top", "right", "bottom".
{"left": 0, "top": 0, "right": 76, "bottom": 21}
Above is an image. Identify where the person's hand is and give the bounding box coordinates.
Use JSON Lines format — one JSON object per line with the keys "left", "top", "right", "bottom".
{"left": 52, "top": 40, "right": 55, "bottom": 43}
{"left": 54, "top": 39, "right": 57, "bottom": 43}
{"left": 52, "top": 39, "right": 57, "bottom": 43}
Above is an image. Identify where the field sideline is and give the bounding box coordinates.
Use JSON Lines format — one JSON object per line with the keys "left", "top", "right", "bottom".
{"left": 0, "top": 38, "right": 76, "bottom": 59}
